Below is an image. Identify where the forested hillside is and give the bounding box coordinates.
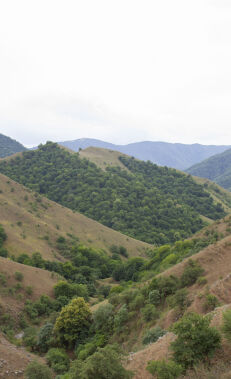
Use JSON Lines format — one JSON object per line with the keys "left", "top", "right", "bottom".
{"left": 0, "top": 142, "right": 225, "bottom": 244}
{"left": 187, "top": 148, "right": 231, "bottom": 191}
{"left": 0, "top": 133, "right": 26, "bottom": 158}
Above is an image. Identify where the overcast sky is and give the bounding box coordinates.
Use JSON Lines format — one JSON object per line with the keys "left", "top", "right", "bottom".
{"left": 0, "top": 0, "right": 231, "bottom": 146}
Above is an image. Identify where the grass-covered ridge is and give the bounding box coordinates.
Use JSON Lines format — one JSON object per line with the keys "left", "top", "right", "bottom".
{"left": 0, "top": 142, "right": 226, "bottom": 244}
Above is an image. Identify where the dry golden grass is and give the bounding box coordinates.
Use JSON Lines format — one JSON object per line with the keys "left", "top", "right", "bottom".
{"left": 0, "top": 257, "right": 60, "bottom": 317}
{"left": 0, "top": 173, "right": 149, "bottom": 260}
{"left": 79, "top": 146, "right": 130, "bottom": 170}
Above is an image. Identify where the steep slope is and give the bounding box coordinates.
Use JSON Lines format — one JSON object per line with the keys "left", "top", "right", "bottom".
{"left": 59, "top": 137, "right": 230, "bottom": 170}
{"left": 0, "top": 173, "right": 149, "bottom": 259}
{"left": 187, "top": 148, "right": 231, "bottom": 191}
{"left": 0, "top": 133, "right": 26, "bottom": 158}
{"left": 0, "top": 142, "right": 226, "bottom": 244}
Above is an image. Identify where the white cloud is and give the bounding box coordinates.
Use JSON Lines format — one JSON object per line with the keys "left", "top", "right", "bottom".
{"left": 0, "top": 0, "right": 231, "bottom": 146}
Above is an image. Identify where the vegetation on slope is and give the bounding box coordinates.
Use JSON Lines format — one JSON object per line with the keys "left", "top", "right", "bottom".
{"left": 0, "top": 173, "right": 148, "bottom": 259}
{"left": 0, "top": 133, "right": 26, "bottom": 158}
{"left": 0, "top": 142, "right": 226, "bottom": 244}
{"left": 187, "top": 148, "right": 231, "bottom": 191}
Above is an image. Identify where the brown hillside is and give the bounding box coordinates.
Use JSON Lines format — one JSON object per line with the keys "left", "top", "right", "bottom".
{"left": 0, "top": 332, "right": 46, "bottom": 379}
{"left": 0, "top": 173, "right": 149, "bottom": 260}
{"left": 0, "top": 257, "right": 59, "bottom": 316}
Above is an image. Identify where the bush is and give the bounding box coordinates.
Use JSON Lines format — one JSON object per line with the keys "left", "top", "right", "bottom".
{"left": 149, "top": 275, "right": 179, "bottom": 300}
{"left": 203, "top": 294, "right": 220, "bottom": 311}
{"left": 54, "top": 281, "right": 88, "bottom": 301}
{"left": 197, "top": 276, "right": 207, "bottom": 286}
{"left": 37, "top": 322, "right": 54, "bottom": 353}
{"left": 23, "top": 327, "right": 37, "bottom": 350}
{"left": 93, "top": 303, "right": 114, "bottom": 333}
{"left": 146, "top": 359, "right": 182, "bottom": 379}
{"left": 0, "top": 248, "right": 8, "bottom": 257}
{"left": 180, "top": 260, "right": 204, "bottom": 287}
{"left": 142, "top": 326, "right": 166, "bottom": 345}
{"left": 114, "top": 304, "right": 129, "bottom": 332}
{"left": 141, "top": 304, "right": 159, "bottom": 322}
{"left": 14, "top": 271, "right": 24, "bottom": 281}
{"left": 222, "top": 309, "right": 231, "bottom": 342}
{"left": 68, "top": 344, "right": 133, "bottom": 379}
{"left": 46, "top": 348, "right": 70, "bottom": 374}
{"left": 149, "top": 290, "right": 161, "bottom": 306}
{"left": 171, "top": 312, "right": 221, "bottom": 369}
{"left": 168, "top": 289, "right": 191, "bottom": 310}
{"left": 129, "top": 294, "right": 145, "bottom": 310}
{"left": 25, "top": 360, "right": 52, "bottom": 379}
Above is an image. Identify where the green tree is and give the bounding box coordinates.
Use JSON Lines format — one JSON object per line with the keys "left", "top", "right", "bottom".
{"left": 171, "top": 312, "right": 221, "bottom": 369}
{"left": 54, "top": 297, "right": 92, "bottom": 348}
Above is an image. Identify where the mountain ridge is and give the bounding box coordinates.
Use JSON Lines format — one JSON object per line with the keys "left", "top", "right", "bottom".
{"left": 187, "top": 148, "right": 231, "bottom": 191}
{"left": 59, "top": 137, "right": 231, "bottom": 170}
{"left": 0, "top": 133, "right": 26, "bottom": 158}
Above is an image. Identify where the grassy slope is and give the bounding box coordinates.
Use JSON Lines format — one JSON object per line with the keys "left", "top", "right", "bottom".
{"left": 0, "top": 173, "right": 149, "bottom": 259}
{"left": 79, "top": 146, "right": 130, "bottom": 171}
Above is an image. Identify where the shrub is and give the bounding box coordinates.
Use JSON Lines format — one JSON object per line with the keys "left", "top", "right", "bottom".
{"left": 37, "top": 322, "right": 54, "bottom": 353}
{"left": 149, "top": 275, "right": 179, "bottom": 300}
{"left": 68, "top": 344, "right": 133, "bottom": 378}
{"left": 149, "top": 290, "right": 161, "bottom": 306}
{"left": 93, "top": 303, "right": 114, "bottom": 333}
{"left": 171, "top": 312, "right": 221, "bottom": 369}
{"left": 114, "top": 304, "right": 129, "bottom": 332}
{"left": 129, "top": 294, "right": 145, "bottom": 310}
{"left": 141, "top": 304, "right": 159, "bottom": 322}
{"left": 197, "top": 276, "right": 207, "bottom": 286}
{"left": 54, "top": 281, "right": 88, "bottom": 301}
{"left": 54, "top": 297, "right": 92, "bottom": 348}
{"left": 203, "top": 294, "right": 220, "bottom": 311}
{"left": 222, "top": 309, "right": 231, "bottom": 342}
{"left": 168, "top": 289, "right": 191, "bottom": 310}
{"left": 146, "top": 359, "right": 183, "bottom": 379}
{"left": 180, "top": 260, "right": 204, "bottom": 287}
{"left": 142, "top": 326, "right": 166, "bottom": 345}
{"left": 46, "top": 348, "right": 70, "bottom": 374}
{"left": 14, "top": 271, "right": 24, "bottom": 282}
{"left": 25, "top": 360, "right": 52, "bottom": 379}
{"left": 0, "top": 248, "right": 8, "bottom": 257}
{"left": 23, "top": 327, "right": 37, "bottom": 351}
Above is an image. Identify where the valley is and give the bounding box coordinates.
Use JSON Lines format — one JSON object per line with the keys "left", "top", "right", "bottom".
{"left": 1, "top": 136, "right": 231, "bottom": 378}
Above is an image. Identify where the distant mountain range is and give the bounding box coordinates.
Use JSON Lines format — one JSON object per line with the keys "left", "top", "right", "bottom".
{"left": 0, "top": 133, "right": 26, "bottom": 158}
{"left": 59, "top": 138, "right": 231, "bottom": 170}
{"left": 187, "top": 148, "right": 231, "bottom": 191}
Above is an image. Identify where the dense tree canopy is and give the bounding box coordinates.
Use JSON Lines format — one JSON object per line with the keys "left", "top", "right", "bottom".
{"left": 0, "top": 142, "right": 225, "bottom": 244}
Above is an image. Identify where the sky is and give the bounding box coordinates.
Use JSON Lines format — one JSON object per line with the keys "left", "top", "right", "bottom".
{"left": 0, "top": 0, "right": 231, "bottom": 147}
